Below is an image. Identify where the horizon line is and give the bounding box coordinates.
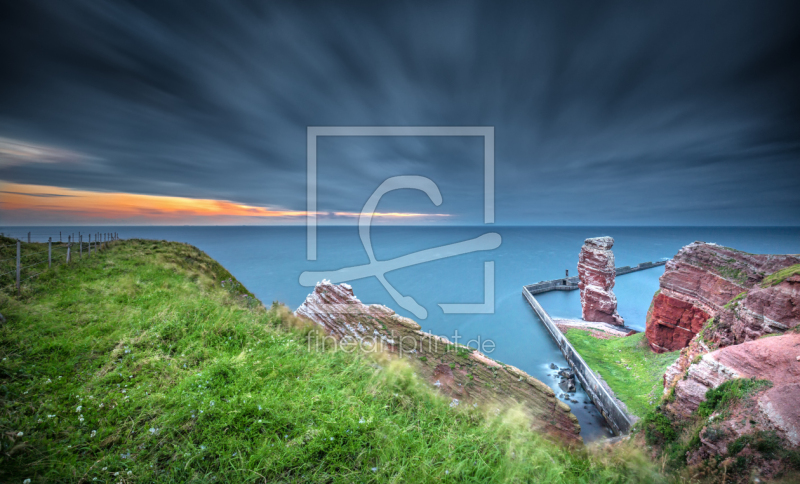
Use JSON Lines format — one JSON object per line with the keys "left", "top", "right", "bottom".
{"left": 3, "top": 224, "right": 800, "bottom": 228}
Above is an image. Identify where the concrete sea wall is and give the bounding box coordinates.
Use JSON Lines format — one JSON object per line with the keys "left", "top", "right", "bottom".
{"left": 521, "top": 260, "right": 664, "bottom": 435}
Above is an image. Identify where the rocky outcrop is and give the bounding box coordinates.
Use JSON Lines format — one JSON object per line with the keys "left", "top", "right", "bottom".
{"left": 296, "top": 280, "right": 582, "bottom": 444}
{"left": 578, "top": 237, "right": 624, "bottom": 325}
{"left": 645, "top": 242, "right": 800, "bottom": 353}
{"left": 712, "top": 270, "right": 800, "bottom": 347}
{"left": 639, "top": 245, "right": 800, "bottom": 477}
{"left": 668, "top": 333, "right": 800, "bottom": 422}
{"left": 646, "top": 292, "right": 710, "bottom": 352}
{"left": 666, "top": 334, "right": 800, "bottom": 476}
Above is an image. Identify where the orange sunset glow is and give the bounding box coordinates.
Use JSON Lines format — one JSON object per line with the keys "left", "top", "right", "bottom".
{"left": 0, "top": 182, "right": 450, "bottom": 225}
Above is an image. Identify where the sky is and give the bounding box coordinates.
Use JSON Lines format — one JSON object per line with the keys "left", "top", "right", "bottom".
{"left": 0, "top": 0, "right": 799, "bottom": 226}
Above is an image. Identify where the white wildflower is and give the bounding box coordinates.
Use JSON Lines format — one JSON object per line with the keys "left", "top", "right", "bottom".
{"left": 17, "top": 431, "right": 23, "bottom": 437}
{"left": 90, "top": 430, "right": 97, "bottom": 438}
{"left": 76, "top": 406, "right": 82, "bottom": 412}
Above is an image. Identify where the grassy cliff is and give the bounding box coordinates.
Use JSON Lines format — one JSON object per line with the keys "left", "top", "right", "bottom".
{"left": 0, "top": 239, "right": 663, "bottom": 483}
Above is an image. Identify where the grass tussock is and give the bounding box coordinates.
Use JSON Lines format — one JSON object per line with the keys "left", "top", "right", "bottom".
{"left": 641, "top": 378, "right": 781, "bottom": 479}
{"left": 1, "top": 239, "right": 666, "bottom": 483}
{"left": 761, "top": 264, "right": 800, "bottom": 288}
{"left": 562, "top": 330, "right": 680, "bottom": 417}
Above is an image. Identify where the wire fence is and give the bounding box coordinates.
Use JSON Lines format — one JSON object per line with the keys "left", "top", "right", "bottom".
{"left": 0, "top": 231, "right": 121, "bottom": 295}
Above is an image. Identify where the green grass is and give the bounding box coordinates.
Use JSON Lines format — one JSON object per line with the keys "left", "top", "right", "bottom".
{"left": 0, "top": 239, "right": 666, "bottom": 483}
{"left": 761, "top": 264, "right": 800, "bottom": 287}
{"left": 562, "top": 331, "right": 680, "bottom": 417}
{"left": 715, "top": 266, "right": 748, "bottom": 285}
{"left": 642, "top": 378, "right": 779, "bottom": 477}
{"left": 723, "top": 291, "right": 747, "bottom": 309}
{"left": 696, "top": 378, "right": 772, "bottom": 418}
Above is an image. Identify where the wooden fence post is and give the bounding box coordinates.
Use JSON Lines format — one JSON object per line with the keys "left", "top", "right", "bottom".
{"left": 16, "top": 240, "right": 21, "bottom": 296}
{"left": 48, "top": 237, "right": 52, "bottom": 268}
{"left": 88, "top": 234, "right": 91, "bottom": 256}
{"left": 67, "top": 236, "right": 71, "bottom": 263}
{"left": 80, "top": 234, "right": 83, "bottom": 258}
{"left": 60, "top": 231, "right": 62, "bottom": 242}
{"left": 28, "top": 232, "right": 31, "bottom": 243}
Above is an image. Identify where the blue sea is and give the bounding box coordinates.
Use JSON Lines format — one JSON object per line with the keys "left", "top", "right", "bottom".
{"left": 5, "top": 225, "right": 799, "bottom": 440}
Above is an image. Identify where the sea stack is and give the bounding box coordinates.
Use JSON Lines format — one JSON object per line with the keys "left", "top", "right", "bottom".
{"left": 578, "top": 236, "right": 624, "bottom": 325}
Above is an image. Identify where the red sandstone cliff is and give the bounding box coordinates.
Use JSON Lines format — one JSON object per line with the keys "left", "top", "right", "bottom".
{"left": 664, "top": 333, "right": 800, "bottom": 478}
{"left": 638, "top": 243, "right": 799, "bottom": 477}
{"left": 296, "top": 280, "right": 582, "bottom": 444}
{"left": 645, "top": 242, "right": 799, "bottom": 354}
{"left": 578, "top": 236, "right": 624, "bottom": 325}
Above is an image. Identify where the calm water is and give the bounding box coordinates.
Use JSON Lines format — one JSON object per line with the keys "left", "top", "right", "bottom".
{"left": 5, "top": 225, "right": 800, "bottom": 440}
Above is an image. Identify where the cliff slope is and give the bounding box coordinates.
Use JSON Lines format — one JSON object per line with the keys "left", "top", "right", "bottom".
{"left": 2, "top": 238, "right": 662, "bottom": 482}
{"left": 296, "top": 280, "right": 583, "bottom": 444}
{"left": 640, "top": 241, "right": 800, "bottom": 481}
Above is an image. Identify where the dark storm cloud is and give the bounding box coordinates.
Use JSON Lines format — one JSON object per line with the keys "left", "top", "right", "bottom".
{"left": 0, "top": 0, "right": 798, "bottom": 224}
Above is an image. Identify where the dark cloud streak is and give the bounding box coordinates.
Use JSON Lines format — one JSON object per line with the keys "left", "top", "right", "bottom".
{"left": 0, "top": 0, "right": 798, "bottom": 224}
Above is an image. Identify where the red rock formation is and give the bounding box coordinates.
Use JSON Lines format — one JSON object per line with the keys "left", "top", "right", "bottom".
{"left": 713, "top": 272, "right": 800, "bottom": 347}
{"left": 645, "top": 242, "right": 800, "bottom": 353}
{"left": 643, "top": 247, "right": 800, "bottom": 476}
{"left": 296, "top": 280, "right": 582, "bottom": 444}
{"left": 578, "top": 236, "right": 624, "bottom": 325}
{"left": 666, "top": 334, "right": 800, "bottom": 451}
{"left": 646, "top": 292, "right": 710, "bottom": 353}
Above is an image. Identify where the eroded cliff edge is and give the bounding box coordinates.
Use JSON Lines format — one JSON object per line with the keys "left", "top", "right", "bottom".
{"left": 645, "top": 242, "right": 799, "bottom": 354}
{"left": 642, "top": 241, "right": 800, "bottom": 479}
{"left": 296, "top": 281, "right": 582, "bottom": 444}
